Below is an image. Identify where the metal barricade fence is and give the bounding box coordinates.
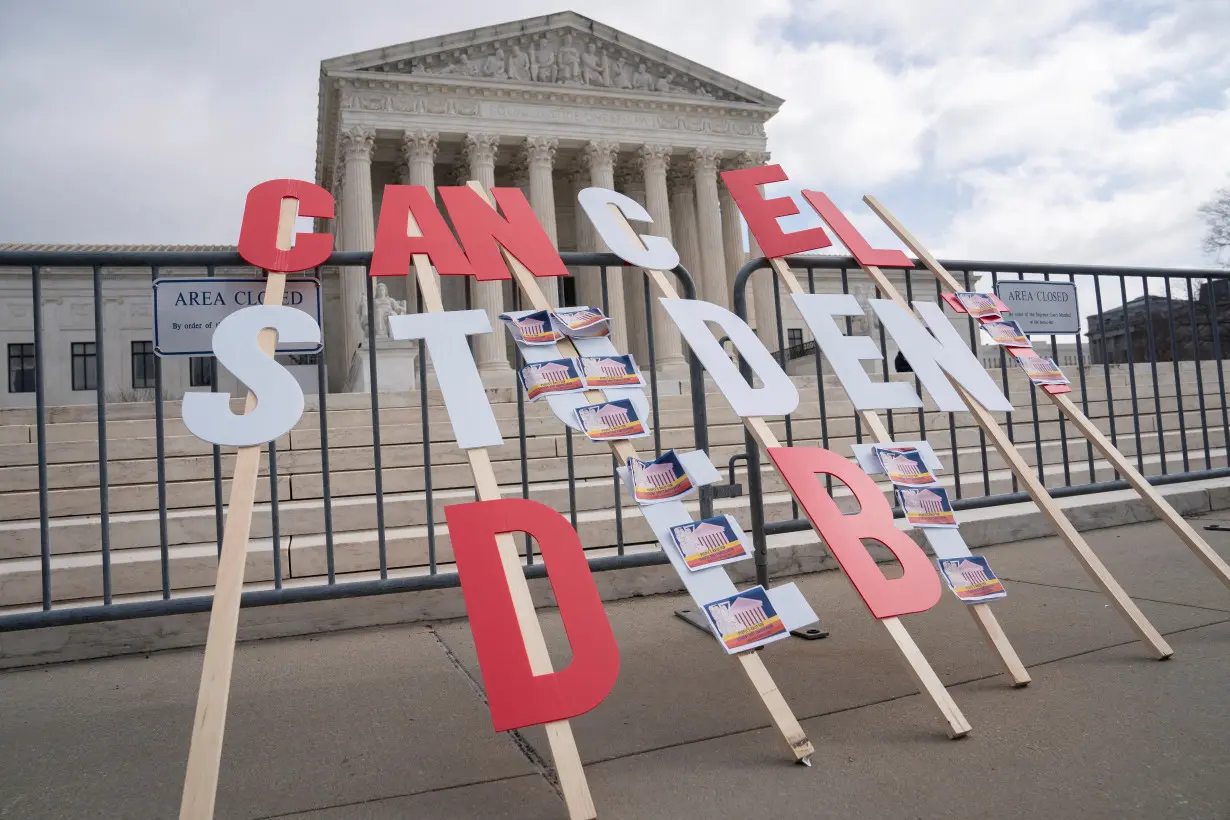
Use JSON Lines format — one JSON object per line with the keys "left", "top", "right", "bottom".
{"left": 0, "top": 250, "right": 710, "bottom": 631}
{"left": 733, "top": 255, "right": 1230, "bottom": 588}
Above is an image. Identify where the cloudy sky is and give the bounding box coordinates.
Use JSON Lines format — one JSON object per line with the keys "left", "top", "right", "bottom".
{"left": 1, "top": 0, "right": 1227, "bottom": 272}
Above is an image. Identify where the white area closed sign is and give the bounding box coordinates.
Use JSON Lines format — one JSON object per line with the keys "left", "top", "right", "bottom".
{"left": 152, "top": 277, "right": 323, "bottom": 356}
{"left": 993, "top": 280, "right": 1080, "bottom": 335}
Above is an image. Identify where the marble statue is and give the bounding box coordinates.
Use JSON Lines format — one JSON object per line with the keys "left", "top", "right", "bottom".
{"left": 508, "top": 44, "right": 531, "bottom": 82}
{"left": 557, "top": 33, "right": 581, "bottom": 83}
{"left": 631, "top": 62, "right": 654, "bottom": 91}
{"left": 611, "top": 56, "right": 632, "bottom": 89}
{"left": 581, "top": 41, "right": 608, "bottom": 86}
{"left": 482, "top": 48, "right": 507, "bottom": 79}
{"left": 532, "top": 36, "right": 556, "bottom": 83}
{"left": 360, "top": 282, "right": 408, "bottom": 340}
{"left": 656, "top": 72, "right": 676, "bottom": 93}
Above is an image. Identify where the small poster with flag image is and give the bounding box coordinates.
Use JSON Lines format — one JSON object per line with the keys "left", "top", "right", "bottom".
{"left": 499, "top": 309, "right": 562, "bottom": 345}
{"left": 575, "top": 398, "right": 649, "bottom": 441}
{"left": 519, "top": 358, "right": 585, "bottom": 401}
{"left": 1015, "top": 352, "right": 1069, "bottom": 386}
{"left": 668, "top": 515, "right": 753, "bottom": 571}
{"left": 580, "top": 354, "right": 644, "bottom": 389}
{"left": 981, "top": 319, "right": 1031, "bottom": 348}
{"left": 627, "top": 450, "right": 694, "bottom": 504}
{"left": 551, "top": 306, "right": 611, "bottom": 339}
{"left": 702, "top": 586, "right": 790, "bottom": 654}
{"left": 897, "top": 486, "right": 958, "bottom": 528}
{"left": 938, "top": 556, "right": 1007, "bottom": 603}
{"left": 954, "top": 291, "right": 1004, "bottom": 320}
{"left": 873, "top": 445, "right": 939, "bottom": 487}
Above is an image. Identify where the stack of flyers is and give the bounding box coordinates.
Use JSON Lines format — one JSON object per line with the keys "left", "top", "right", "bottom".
{"left": 1015, "top": 353, "right": 1069, "bottom": 385}
{"left": 897, "top": 486, "right": 958, "bottom": 528}
{"left": 519, "top": 358, "right": 585, "bottom": 401}
{"left": 668, "top": 515, "right": 753, "bottom": 571}
{"left": 938, "top": 556, "right": 1007, "bottom": 603}
{"left": 701, "top": 586, "right": 789, "bottom": 654}
{"left": 499, "top": 310, "right": 562, "bottom": 345}
{"left": 551, "top": 306, "right": 611, "bottom": 339}
{"left": 626, "top": 450, "right": 693, "bottom": 504}
{"left": 980, "top": 319, "right": 1030, "bottom": 348}
{"left": 873, "top": 445, "right": 938, "bottom": 487}
{"left": 574, "top": 398, "right": 648, "bottom": 441}
{"left": 954, "top": 291, "right": 1003, "bottom": 320}
{"left": 580, "top": 354, "right": 643, "bottom": 388}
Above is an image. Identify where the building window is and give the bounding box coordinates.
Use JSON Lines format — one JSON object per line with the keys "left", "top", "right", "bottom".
{"left": 787, "top": 328, "right": 803, "bottom": 350}
{"left": 7, "top": 343, "right": 35, "bottom": 393}
{"left": 131, "top": 341, "right": 155, "bottom": 389}
{"left": 189, "top": 356, "right": 213, "bottom": 388}
{"left": 71, "top": 342, "right": 97, "bottom": 391}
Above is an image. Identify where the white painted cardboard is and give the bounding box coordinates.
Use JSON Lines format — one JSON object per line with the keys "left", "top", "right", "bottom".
{"left": 578, "top": 187, "right": 681, "bottom": 272}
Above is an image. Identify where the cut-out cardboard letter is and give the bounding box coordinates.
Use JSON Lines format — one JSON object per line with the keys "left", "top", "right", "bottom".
{"left": 800, "top": 191, "right": 913, "bottom": 269}
{"left": 792, "top": 293, "right": 922, "bottom": 410}
{"left": 439, "top": 186, "right": 570, "bottom": 281}
{"left": 445, "top": 498, "right": 620, "bottom": 732}
{"left": 182, "top": 305, "right": 320, "bottom": 446}
{"left": 768, "top": 446, "right": 941, "bottom": 618}
{"left": 720, "top": 165, "right": 834, "bottom": 257}
{"left": 388, "top": 310, "right": 503, "bottom": 449}
{"left": 872, "top": 299, "right": 1014, "bottom": 413}
{"left": 578, "top": 187, "right": 680, "bottom": 271}
{"left": 371, "top": 185, "right": 476, "bottom": 278}
{"left": 237, "top": 179, "right": 334, "bottom": 273}
{"left": 661, "top": 298, "right": 799, "bottom": 417}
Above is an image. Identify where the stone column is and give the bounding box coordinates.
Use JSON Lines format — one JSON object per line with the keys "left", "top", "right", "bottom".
{"left": 569, "top": 163, "right": 595, "bottom": 308}
{"left": 719, "top": 159, "right": 747, "bottom": 314}
{"left": 690, "top": 148, "right": 729, "bottom": 309}
{"left": 738, "top": 151, "right": 779, "bottom": 348}
{"left": 522, "top": 137, "right": 561, "bottom": 307}
{"left": 639, "top": 144, "right": 687, "bottom": 373}
{"left": 580, "top": 139, "right": 627, "bottom": 351}
{"left": 338, "top": 126, "right": 376, "bottom": 372}
{"left": 668, "top": 165, "right": 702, "bottom": 297}
{"left": 462, "top": 133, "right": 509, "bottom": 377}
{"left": 615, "top": 158, "right": 648, "bottom": 363}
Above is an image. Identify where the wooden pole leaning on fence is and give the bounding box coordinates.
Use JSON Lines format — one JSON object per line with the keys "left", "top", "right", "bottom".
{"left": 760, "top": 254, "right": 1031, "bottom": 689}
{"left": 466, "top": 182, "right": 816, "bottom": 765}
{"left": 179, "top": 197, "right": 297, "bottom": 820}
{"left": 865, "top": 196, "right": 1230, "bottom": 596}
{"left": 841, "top": 196, "right": 1174, "bottom": 658}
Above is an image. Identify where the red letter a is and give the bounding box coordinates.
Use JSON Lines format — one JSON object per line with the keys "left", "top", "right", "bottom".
{"left": 768, "top": 447, "right": 940, "bottom": 619}
{"left": 439, "top": 186, "right": 570, "bottom": 281}
{"left": 445, "top": 498, "right": 620, "bottom": 732}
{"left": 370, "top": 185, "right": 476, "bottom": 278}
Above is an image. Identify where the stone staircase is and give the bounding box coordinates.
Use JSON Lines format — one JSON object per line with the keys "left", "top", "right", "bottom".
{"left": 0, "top": 361, "right": 1226, "bottom": 613}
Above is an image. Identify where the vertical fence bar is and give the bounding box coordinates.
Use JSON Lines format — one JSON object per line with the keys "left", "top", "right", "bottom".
{"left": 1092, "top": 276, "right": 1117, "bottom": 481}
{"left": 1205, "top": 283, "right": 1230, "bottom": 466}
{"left": 151, "top": 267, "right": 171, "bottom": 599}
{"left": 207, "top": 265, "right": 223, "bottom": 553}
{"left": 513, "top": 288, "right": 532, "bottom": 564}
{"left": 268, "top": 439, "right": 282, "bottom": 589}
{"left": 772, "top": 270, "right": 798, "bottom": 518}
{"left": 600, "top": 267, "right": 624, "bottom": 554}
{"left": 841, "top": 268, "right": 862, "bottom": 444}
{"left": 644, "top": 274, "right": 662, "bottom": 457}
{"left": 565, "top": 427, "right": 578, "bottom": 529}
{"left": 1043, "top": 272, "right": 1071, "bottom": 487}
{"left": 91, "top": 264, "right": 112, "bottom": 605}
{"left": 364, "top": 270, "right": 387, "bottom": 578}
{"left": 962, "top": 269, "right": 991, "bottom": 495}
{"left": 32, "top": 266, "right": 52, "bottom": 610}
{"left": 1164, "top": 278, "right": 1189, "bottom": 473}
{"left": 1118, "top": 277, "right": 1144, "bottom": 473}
{"left": 419, "top": 337, "right": 435, "bottom": 575}
{"left": 1142, "top": 283, "right": 1167, "bottom": 474}
{"left": 940, "top": 281, "right": 962, "bottom": 497}
{"left": 807, "top": 269, "right": 834, "bottom": 496}
{"left": 1186, "top": 281, "right": 1211, "bottom": 467}
{"left": 1070, "top": 274, "right": 1095, "bottom": 480}
{"left": 875, "top": 285, "right": 895, "bottom": 438}
{"left": 989, "top": 272, "right": 1018, "bottom": 493}
{"left": 317, "top": 322, "right": 336, "bottom": 584}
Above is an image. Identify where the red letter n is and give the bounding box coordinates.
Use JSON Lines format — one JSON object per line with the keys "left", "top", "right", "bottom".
{"left": 444, "top": 498, "right": 620, "bottom": 732}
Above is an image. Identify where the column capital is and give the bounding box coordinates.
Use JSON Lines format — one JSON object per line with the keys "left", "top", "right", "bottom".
{"left": 689, "top": 147, "right": 722, "bottom": 176}
{"left": 580, "top": 139, "right": 620, "bottom": 174}
{"left": 731, "top": 150, "right": 771, "bottom": 170}
{"left": 522, "top": 136, "right": 559, "bottom": 168}
{"left": 462, "top": 132, "right": 500, "bottom": 168}
{"left": 638, "top": 143, "right": 674, "bottom": 176}
{"left": 340, "top": 126, "right": 376, "bottom": 162}
{"left": 402, "top": 129, "right": 439, "bottom": 164}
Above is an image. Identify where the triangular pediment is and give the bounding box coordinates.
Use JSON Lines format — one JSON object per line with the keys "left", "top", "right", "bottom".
{"left": 321, "top": 11, "right": 780, "bottom": 107}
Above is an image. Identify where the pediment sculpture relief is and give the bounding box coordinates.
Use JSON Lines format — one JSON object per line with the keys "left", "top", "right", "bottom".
{"left": 365, "top": 30, "right": 739, "bottom": 102}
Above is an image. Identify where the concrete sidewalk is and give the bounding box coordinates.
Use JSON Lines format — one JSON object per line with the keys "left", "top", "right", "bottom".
{"left": 2, "top": 514, "right": 1229, "bottom": 819}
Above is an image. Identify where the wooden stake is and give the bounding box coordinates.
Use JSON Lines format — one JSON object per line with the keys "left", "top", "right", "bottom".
{"left": 857, "top": 196, "right": 1175, "bottom": 658}
{"left": 179, "top": 197, "right": 297, "bottom": 820}
{"left": 469, "top": 184, "right": 816, "bottom": 765}
{"left": 764, "top": 258, "right": 1030, "bottom": 688}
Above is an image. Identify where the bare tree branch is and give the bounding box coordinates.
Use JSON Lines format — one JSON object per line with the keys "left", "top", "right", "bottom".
{"left": 1199, "top": 186, "right": 1230, "bottom": 267}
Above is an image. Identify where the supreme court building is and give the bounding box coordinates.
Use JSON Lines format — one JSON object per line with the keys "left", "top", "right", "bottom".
{"left": 0, "top": 11, "right": 888, "bottom": 407}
